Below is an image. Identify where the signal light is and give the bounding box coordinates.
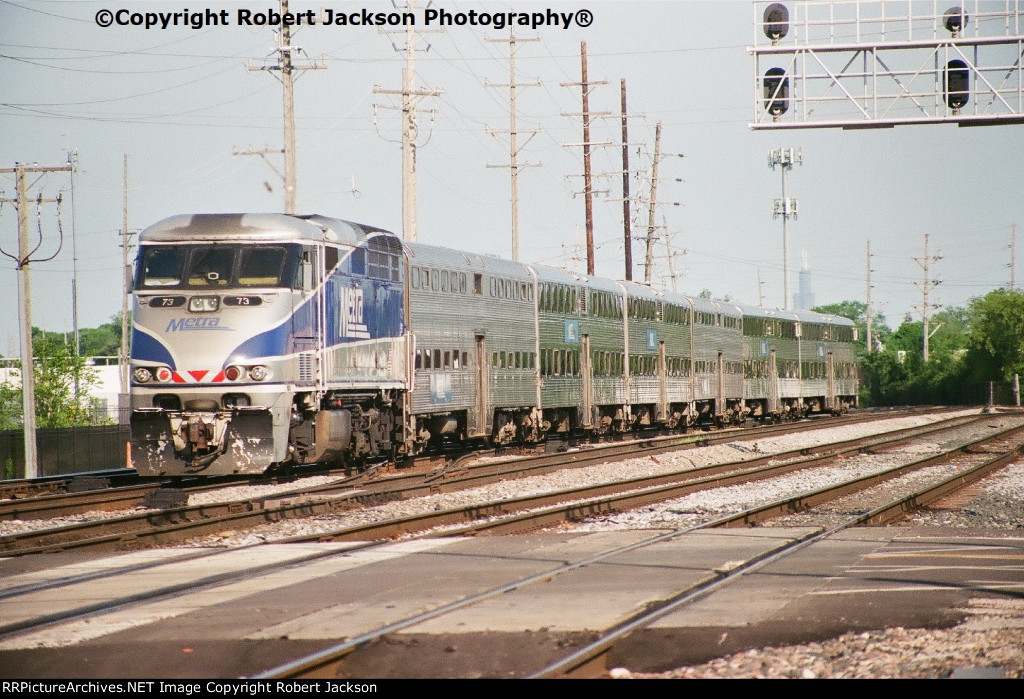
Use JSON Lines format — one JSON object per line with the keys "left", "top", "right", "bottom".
{"left": 154, "top": 367, "right": 173, "bottom": 382}
{"left": 763, "top": 3, "right": 789, "bottom": 43}
{"left": 132, "top": 367, "right": 152, "bottom": 383}
{"left": 224, "top": 365, "right": 243, "bottom": 381}
{"left": 764, "top": 68, "right": 790, "bottom": 118}
{"left": 248, "top": 366, "right": 269, "bottom": 381}
{"left": 944, "top": 7, "right": 968, "bottom": 37}
{"left": 945, "top": 60, "right": 970, "bottom": 111}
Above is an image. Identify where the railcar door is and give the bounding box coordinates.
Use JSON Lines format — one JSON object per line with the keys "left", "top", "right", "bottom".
{"left": 658, "top": 341, "right": 667, "bottom": 422}
{"left": 716, "top": 351, "right": 725, "bottom": 419}
{"left": 472, "top": 335, "right": 489, "bottom": 436}
{"left": 581, "top": 334, "right": 593, "bottom": 428}
{"left": 768, "top": 349, "right": 779, "bottom": 413}
{"left": 293, "top": 247, "right": 322, "bottom": 387}
{"left": 826, "top": 352, "right": 835, "bottom": 411}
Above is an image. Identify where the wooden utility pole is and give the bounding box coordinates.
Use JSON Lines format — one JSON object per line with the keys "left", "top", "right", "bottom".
{"left": 913, "top": 233, "right": 942, "bottom": 362}
{"left": 485, "top": 28, "right": 540, "bottom": 261}
{"left": 119, "top": 155, "right": 135, "bottom": 414}
{"left": 560, "top": 42, "right": 609, "bottom": 277}
{"left": 0, "top": 162, "right": 72, "bottom": 478}
{"left": 1010, "top": 223, "right": 1017, "bottom": 291}
{"left": 644, "top": 122, "right": 662, "bottom": 285}
{"left": 245, "top": 0, "right": 325, "bottom": 213}
{"left": 865, "top": 240, "right": 873, "bottom": 354}
{"left": 373, "top": 0, "right": 441, "bottom": 242}
{"left": 620, "top": 79, "right": 633, "bottom": 281}
{"left": 580, "top": 42, "right": 595, "bottom": 275}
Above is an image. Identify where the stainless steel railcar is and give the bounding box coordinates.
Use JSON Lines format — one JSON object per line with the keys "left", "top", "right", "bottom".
{"left": 129, "top": 213, "right": 858, "bottom": 477}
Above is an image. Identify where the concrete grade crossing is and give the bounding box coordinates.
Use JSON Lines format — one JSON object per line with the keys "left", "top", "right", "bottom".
{"left": 0, "top": 528, "right": 1020, "bottom": 678}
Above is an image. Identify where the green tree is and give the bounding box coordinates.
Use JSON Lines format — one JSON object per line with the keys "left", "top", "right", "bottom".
{"left": 964, "top": 289, "right": 1024, "bottom": 382}
{"left": 0, "top": 333, "right": 109, "bottom": 428}
{"left": 812, "top": 300, "right": 892, "bottom": 356}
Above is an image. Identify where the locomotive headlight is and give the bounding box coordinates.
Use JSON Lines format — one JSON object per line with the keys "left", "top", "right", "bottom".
{"left": 132, "top": 367, "right": 153, "bottom": 383}
{"left": 188, "top": 296, "right": 220, "bottom": 313}
{"left": 248, "top": 365, "right": 269, "bottom": 381}
{"left": 154, "top": 367, "right": 173, "bottom": 383}
{"left": 224, "top": 365, "right": 243, "bottom": 381}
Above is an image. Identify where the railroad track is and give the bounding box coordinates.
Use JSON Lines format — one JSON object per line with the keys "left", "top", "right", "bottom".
{"left": 0, "top": 410, "right": 975, "bottom": 555}
{"left": 0, "top": 411, "right": 1018, "bottom": 677}
{"left": 259, "top": 417, "right": 1024, "bottom": 679}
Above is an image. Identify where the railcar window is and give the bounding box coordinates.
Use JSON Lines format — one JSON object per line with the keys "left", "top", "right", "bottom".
{"left": 452, "top": 350, "right": 460, "bottom": 370}
{"left": 415, "top": 349, "right": 422, "bottom": 370}
{"left": 424, "top": 349, "right": 432, "bottom": 370}
{"left": 188, "top": 248, "right": 233, "bottom": 287}
{"left": 138, "top": 247, "right": 184, "bottom": 287}
{"left": 463, "top": 351, "right": 469, "bottom": 368}
{"left": 239, "top": 247, "right": 286, "bottom": 286}
{"left": 460, "top": 273, "right": 467, "bottom": 294}
{"left": 411, "top": 268, "right": 420, "bottom": 288}
{"left": 433, "top": 349, "right": 441, "bottom": 368}
{"left": 367, "top": 237, "right": 401, "bottom": 282}
{"left": 441, "top": 271, "right": 449, "bottom": 292}
{"left": 422, "top": 269, "right": 431, "bottom": 291}
{"left": 473, "top": 274, "right": 482, "bottom": 295}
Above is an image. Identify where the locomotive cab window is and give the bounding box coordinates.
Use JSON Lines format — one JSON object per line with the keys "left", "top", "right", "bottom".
{"left": 138, "top": 247, "right": 184, "bottom": 287}
{"left": 188, "top": 248, "right": 233, "bottom": 287}
{"left": 239, "top": 247, "right": 287, "bottom": 287}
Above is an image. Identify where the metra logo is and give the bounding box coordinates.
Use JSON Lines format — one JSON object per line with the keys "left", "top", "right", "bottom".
{"left": 341, "top": 287, "right": 370, "bottom": 339}
{"left": 165, "top": 317, "right": 233, "bottom": 332}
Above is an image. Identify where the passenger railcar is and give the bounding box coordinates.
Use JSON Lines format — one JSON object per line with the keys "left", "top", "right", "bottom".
{"left": 129, "top": 213, "right": 858, "bottom": 477}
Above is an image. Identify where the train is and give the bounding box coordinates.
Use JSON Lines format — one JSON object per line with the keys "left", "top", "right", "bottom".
{"left": 128, "top": 213, "right": 859, "bottom": 477}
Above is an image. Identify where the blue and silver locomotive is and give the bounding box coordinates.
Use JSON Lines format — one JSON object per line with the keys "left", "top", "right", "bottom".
{"left": 130, "top": 212, "right": 859, "bottom": 477}
{"left": 130, "top": 214, "right": 409, "bottom": 476}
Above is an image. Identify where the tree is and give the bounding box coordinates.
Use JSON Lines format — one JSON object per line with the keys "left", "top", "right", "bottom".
{"left": 0, "top": 333, "right": 109, "bottom": 428}
{"left": 812, "top": 300, "right": 892, "bottom": 356}
{"left": 964, "top": 289, "right": 1024, "bottom": 382}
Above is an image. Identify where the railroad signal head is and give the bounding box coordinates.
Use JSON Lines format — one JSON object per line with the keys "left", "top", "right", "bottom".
{"left": 944, "top": 7, "right": 969, "bottom": 37}
{"left": 945, "top": 59, "right": 970, "bottom": 112}
{"left": 763, "top": 3, "right": 790, "bottom": 43}
{"left": 764, "top": 68, "right": 790, "bottom": 119}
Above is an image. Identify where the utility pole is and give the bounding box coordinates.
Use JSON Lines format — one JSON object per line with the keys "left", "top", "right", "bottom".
{"left": 913, "top": 233, "right": 942, "bottom": 362}
{"left": 485, "top": 28, "right": 540, "bottom": 261}
{"left": 560, "top": 42, "right": 609, "bottom": 276}
{"left": 757, "top": 268, "right": 765, "bottom": 307}
{"left": 1010, "top": 223, "right": 1017, "bottom": 291}
{"left": 374, "top": 0, "right": 441, "bottom": 242}
{"left": 769, "top": 147, "right": 801, "bottom": 310}
{"left": 119, "top": 154, "right": 136, "bottom": 417}
{"left": 620, "top": 79, "right": 633, "bottom": 281}
{"left": 865, "top": 240, "right": 873, "bottom": 354}
{"left": 644, "top": 122, "right": 662, "bottom": 285}
{"left": 662, "top": 216, "right": 681, "bottom": 293}
{"left": 0, "top": 162, "right": 72, "bottom": 478}
{"left": 245, "top": 0, "right": 324, "bottom": 213}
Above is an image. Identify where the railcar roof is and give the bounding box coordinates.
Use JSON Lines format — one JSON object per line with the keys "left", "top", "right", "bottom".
{"left": 532, "top": 263, "right": 624, "bottom": 293}
{"left": 404, "top": 241, "right": 533, "bottom": 278}
{"left": 138, "top": 213, "right": 394, "bottom": 247}
{"left": 791, "top": 308, "right": 857, "bottom": 326}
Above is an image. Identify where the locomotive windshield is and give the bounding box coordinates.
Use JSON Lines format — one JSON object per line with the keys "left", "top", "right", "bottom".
{"left": 136, "top": 244, "right": 302, "bottom": 289}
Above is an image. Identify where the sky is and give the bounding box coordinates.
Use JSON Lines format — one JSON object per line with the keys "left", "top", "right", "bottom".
{"left": 1, "top": 0, "right": 1021, "bottom": 358}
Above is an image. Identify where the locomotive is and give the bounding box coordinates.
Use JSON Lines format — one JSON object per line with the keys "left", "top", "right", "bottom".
{"left": 129, "top": 213, "right": 858, "bottom": 477}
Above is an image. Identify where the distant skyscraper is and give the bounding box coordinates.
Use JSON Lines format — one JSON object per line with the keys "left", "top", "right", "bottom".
{"left": 795, "top": 249, "right": 815, "bottom": 310}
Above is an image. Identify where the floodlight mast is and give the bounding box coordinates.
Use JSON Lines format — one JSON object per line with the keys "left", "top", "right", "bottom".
{"left": 769, "top": 147, "right": 801, "bottom": 310}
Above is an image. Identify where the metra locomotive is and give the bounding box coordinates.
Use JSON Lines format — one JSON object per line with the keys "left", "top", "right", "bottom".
{"left": 129, "top": 213, "right": 858, "bottom": 476}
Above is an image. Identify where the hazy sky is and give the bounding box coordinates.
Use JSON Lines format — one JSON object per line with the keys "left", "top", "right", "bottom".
{"left": 1, "top": 0, "right": 1021, "bottom": 357}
